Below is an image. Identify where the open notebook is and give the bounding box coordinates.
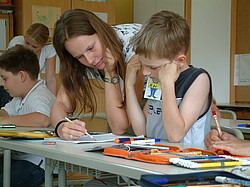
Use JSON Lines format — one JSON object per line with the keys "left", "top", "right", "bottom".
{"left": 47, "top": 133, "right": 144, "bottom": 144}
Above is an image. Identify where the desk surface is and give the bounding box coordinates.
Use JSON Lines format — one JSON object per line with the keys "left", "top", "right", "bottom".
{"left": 212, "top": 118, "right": 250, "bottom": 134}
{"left": 0, "top": 137, "right": 234, "bottom": 180}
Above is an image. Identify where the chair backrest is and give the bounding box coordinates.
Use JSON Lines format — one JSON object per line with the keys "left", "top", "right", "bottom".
{"left": 211, "top": 125, "right": 244, "bottom": 140}
{"left": 70, "top": 113, "right": 108, "bottom": 133}
{"left": 219, "top": 109, "right": 237, "bottom": 120}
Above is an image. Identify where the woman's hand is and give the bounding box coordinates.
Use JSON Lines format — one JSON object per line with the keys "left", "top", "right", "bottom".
{"left": 212, "top": 139, "right": 250, "bottom": 156}
{"left": 125, "top": 55, "right": 142, "bottom": 87}
{"left": 103, "top": 48, "right": 117, "bottom": 77}
{"left": 57, "top": 119, "right": 87, "bottom": 140}
{"left": 205, "top": 129, "right": 239, "bottom": 151}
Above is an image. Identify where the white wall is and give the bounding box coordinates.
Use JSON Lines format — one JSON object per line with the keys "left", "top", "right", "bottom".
{"left": 134, "top": 0, "right": 231, "bottom": 103}
{"left": 134, "top": 0, "right": 184, "bottom": 23}
{"left": 191, "top": 0, "right": 231, "bottom": 103}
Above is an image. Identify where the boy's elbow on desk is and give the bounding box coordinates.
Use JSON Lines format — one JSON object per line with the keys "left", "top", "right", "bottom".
{"left": 167, "top": 134, "right": 184, "bottom": 143}
{"left": 37, "top": 116, "right": 52, "bottom": 127}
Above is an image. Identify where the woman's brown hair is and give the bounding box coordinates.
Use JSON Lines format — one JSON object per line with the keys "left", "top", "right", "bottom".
{"left": 53, "top": 9, "right": 125, "bottom": 115}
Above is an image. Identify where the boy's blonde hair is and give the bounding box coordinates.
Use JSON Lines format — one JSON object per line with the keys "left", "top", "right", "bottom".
{"left": 25, "top": 23, "right": 51, "bottom": 46}
{"left": 131, "top": 10, "right": 190, "bottom": 61}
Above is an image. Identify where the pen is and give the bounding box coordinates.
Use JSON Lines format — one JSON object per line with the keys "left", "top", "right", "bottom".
{"left": 64, "top": 117, "right": 96, "bottom": 141}
{"left": 212, "top": 110, "right": 222, "bottom": 138}
{"left": 123, "top": 139, "right": 161, "bottom": 145}
{"left": 238, "top": 124, "right": 250, "bottom": 127}
{"left": 114, "top": 137, "right": 146, "bottom": 143}
{"left": 0, "top": 124, "right": 16, "bottom": 128}
{"left": 215, "top": 176, "right": 250, "bottom": 186}
{"left": 125, "top": 144, "right": 170, "bottom": 150}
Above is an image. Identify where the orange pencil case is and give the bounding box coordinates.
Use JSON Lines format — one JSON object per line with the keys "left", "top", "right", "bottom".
{"left": 103, "top": 144, "right": 217, "bottom": 164}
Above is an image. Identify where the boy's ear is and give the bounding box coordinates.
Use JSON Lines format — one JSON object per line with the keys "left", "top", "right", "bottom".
{"left": 176, "top": 55, "right": 186, "bottom": 68}
{"left": 19, "top": 71, "right": 27, "bottom": 82}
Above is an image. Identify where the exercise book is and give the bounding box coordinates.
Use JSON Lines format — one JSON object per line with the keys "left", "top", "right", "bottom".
{"left": 47, "top": 133, "right": 145, "bottom": 144}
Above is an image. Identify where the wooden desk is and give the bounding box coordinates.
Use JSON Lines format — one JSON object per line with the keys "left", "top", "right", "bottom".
{"left": 0, "top": 136, "right": 234, "bottom": 187}
{"left": 217, "top": 103, "right": 250, "bottom": 120}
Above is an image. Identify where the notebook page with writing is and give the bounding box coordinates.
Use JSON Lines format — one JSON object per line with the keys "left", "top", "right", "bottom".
{"left": 46, "top": 133, "right": 144, "bottom": 144}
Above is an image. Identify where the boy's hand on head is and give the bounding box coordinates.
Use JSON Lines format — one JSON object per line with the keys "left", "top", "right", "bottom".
{"left": 126, "top": 55, "right": 142, "bottom": 87}
{"left": 104, "top": 48, "right": 117, "bottom": 76}
{"left": 158, "top": 61, "right": 180, "bottom": 84}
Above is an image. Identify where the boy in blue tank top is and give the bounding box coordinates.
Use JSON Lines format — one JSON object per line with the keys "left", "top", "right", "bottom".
{"left": 125, "top": 10, "right": 212, "bottom": 146}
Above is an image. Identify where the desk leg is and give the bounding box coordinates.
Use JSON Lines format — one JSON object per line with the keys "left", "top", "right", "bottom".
{"left": 45, "top": 158, "right": 54, "bottom": 187}
{"left": 3, "top": 149, "right": 11, "bottom": 187}
{"left": 58, "top": 161, "right": 66, "bottom": 187}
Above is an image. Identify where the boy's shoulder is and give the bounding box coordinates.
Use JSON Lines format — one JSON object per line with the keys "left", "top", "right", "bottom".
{"left": 26, "top": 81, "right": 55, "bottom": 101}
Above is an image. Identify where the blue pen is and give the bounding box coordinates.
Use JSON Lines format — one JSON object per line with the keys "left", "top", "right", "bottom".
{"left": 238, "top": 124, "right": 247, "bottom": 127}
{"left": 238, "top": 124, "right": 250, "bottom": 127}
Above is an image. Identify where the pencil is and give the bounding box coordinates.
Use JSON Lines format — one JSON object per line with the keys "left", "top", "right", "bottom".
{"left": 64, "top": 117, "right": 96, "bottom": 141}
{"left": 212, "top": 110, "right": 222, "bottom": 138}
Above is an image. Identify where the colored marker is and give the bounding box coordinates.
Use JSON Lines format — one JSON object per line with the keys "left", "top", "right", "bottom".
{"left": 238, "top": 124, "right": 250, "bottom": 127}
{"left": 215, "top": 176, "right": 250, "bottom": 186}
{"left": 124, "top": 139, "right": 161, "bottom": 145}
{"left": 0, "top": 124, "right": 16, "bottom": 128}
{"left": 125, "top": 144, "right": 170, "bottom": 150}
{"left": 114, "top": 137, "right": 146, "bottom": 143}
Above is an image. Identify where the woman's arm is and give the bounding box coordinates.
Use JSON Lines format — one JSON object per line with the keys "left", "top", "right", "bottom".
{"left": 103, "top": 48, "right": 128, "bottom": 134}
{"left": 51, "top": 86, "right": 87, "bottom": 140}
{"left": 125, "top": 55, "right": 147, "bottom": 135}
{"left": 45, "top": 55, "right": 57, "bottom": 95}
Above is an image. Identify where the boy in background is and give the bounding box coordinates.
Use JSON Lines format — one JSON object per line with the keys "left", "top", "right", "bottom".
{"left": 0, "top": 45, "right": 55, "bottom": 186}
{"left": 125, "top": 10, "right": 212, "bottom": 146}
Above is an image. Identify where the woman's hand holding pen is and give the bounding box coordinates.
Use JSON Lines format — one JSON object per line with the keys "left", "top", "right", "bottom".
{"left": 205, "top": 129, "right": 239, "bottom": 151}
{"left": 57, "top": 119, "right": 86, "bottom": 140}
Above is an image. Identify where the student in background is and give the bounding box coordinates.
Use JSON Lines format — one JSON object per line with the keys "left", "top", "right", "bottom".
{"left": 205, "top": 129, "right": 250, "bottom": 156}
{"left": 7, "top": 23, "right": 57, "bottom": 95}
{"left": 51, "top": 9, "right": 144, "bottom": 140}
{"left": 0, "top": 45, "right": 55, "bottom": 186}
{"left": 126, "top": 10, "right": 212, "bottom": 145}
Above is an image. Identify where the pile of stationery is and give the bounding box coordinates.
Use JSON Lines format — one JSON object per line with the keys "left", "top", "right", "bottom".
{"left": 103, "top": 138, "right": 217, "bottom": 165}
{"left": 103, "top": 137, "right": 250, "bottom": 168}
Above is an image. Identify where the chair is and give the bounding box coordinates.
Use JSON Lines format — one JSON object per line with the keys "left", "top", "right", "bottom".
{"left": 219, "top": 109, "right": 237, "bottom": 120}
{"left": 211, "top": 125, "right": 244, "bottom": 140}
{"left": 71, "top": 112, "right": 108, "bottom": 132}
